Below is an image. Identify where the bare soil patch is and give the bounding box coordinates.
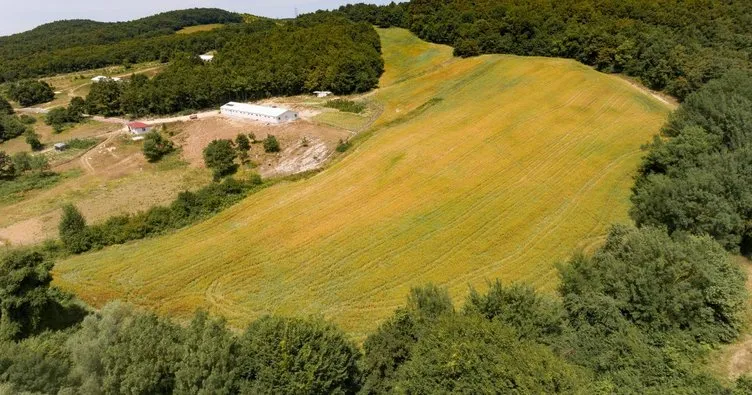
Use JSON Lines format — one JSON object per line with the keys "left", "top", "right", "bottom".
{"left": 174, "top": 116, "right": 351, "bottom": 178}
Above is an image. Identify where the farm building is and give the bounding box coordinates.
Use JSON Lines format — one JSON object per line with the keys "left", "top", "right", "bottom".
{"left": 91, "top": 76, "right": 121, "bottom": 83}
{"left": 314, "top": 91, "right": 333, "bottom": 98}
{"left": 199, "top": 54, "right": 214, "bottom": 62}
{"left": 220, "top": 102, "right": 299, "bottom": 124}
{"left": 127, "top": 122, "right": 153, "bottom": 136}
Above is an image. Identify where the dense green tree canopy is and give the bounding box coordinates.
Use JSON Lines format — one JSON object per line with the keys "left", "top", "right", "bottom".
{"left": 0, "top": 9, "right": 244, "bottom": 82}
{"left": 203, "top": 139, "right": 237, "bottom": 179}
{"left": 331, "top": 0, "right": 752, "bottom": 100}
{"left": 86, "top": 19, "right": 383, "bottom": 117}
{"left": 560, "top": 225, "right": 747, "bottom": 344}
{"left": 7, "top": 80, "right": 55, "bottom": 107}
{"left": 632, "top": 70, "right": 752, "bottom": 254}
{"left": 237, "top": 316, "right": 361, "bottom": 394}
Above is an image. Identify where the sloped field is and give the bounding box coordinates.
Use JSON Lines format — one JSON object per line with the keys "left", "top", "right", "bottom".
{"left": 54, "top": 28, "right": 671, "bottom": 337}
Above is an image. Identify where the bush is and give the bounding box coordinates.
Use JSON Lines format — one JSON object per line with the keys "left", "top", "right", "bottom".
{"left": 262, "top": 135, "right": 280, "bottom": 153}
{"left": 142, "top": 131, "right": 174, "bottom": 162}
{"left": 24, "top": 130, "right": 42, "bottom": 151}
{"left": 18, "top": 114, "right": 36, "bottom": 124}
{"left": 324, "top": 99, "right": 366, "bottom": 114}
{"left": 0, "top": 97, "right": 13, "bottom": 115}
{"left": 58, "top": 204, "right": 91, "bottom": 254}
{"left": 203, "top": 139, "right": 237, "bottom": 179}
{"left": 66, "top": 138, "right": 98, "bottom": 149}
{"left": 336, "top": 139, "right": 351, "bottom": 152}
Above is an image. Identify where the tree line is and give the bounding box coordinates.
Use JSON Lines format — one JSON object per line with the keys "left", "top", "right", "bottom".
{"left": 83, "top": 19, "right": 383, "bottom": 116}
{"left": 0, "top": 8, "right": 243, "bottom": 82}
{"left": 631, "top": 70, "right": 752, "bottom": 256}
{"left": 0, "top": 225, "right": 750, "bottom": 393}
{"left": 327, "top": 0, "right": 752, "bottom": 100}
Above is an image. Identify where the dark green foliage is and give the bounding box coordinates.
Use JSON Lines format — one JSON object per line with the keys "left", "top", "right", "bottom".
{"left": 262, "top": 135, "right": 280, "bottom": 153}
{"left": 85, "top": 79, "right": 124, "bottom": 117}
{"left": 0, "top": 332, "right": 73, "bottom": 393}
{"left": 64, "top": 302, "right": 181, "bottom": 394}
{"left": 86, "top": 20, "right": 382, "bottom": 117}
{"left": 18, "top": 114, "right": 36, "bottom": 124}
{"left": 0, "top": 9, "right": 244, "bottom": 82}
{"left": 174, "top": 312, "right": 240, "bottom": 395}
{"left": 24, "top": 130, "right": 42, "bottom": 151}
{"left": 142, "top": 131, "right": 175, "bottom": 162}
{"left": 7, "top": 80, "right": 55, "bottom": 106}
{"left": 0, "top": 251, "right": 86, "bottom": 341}
{"left": 0, "top": 114, "right": 30, "bottom": 143}
{"left": 632, "top": 71, "right": 752, "bottom": 254}
{"left": 58, "top": 204, "right": 91, "bottom": 254}
{"left": 203, "top": 139, "right": 237, "bottom": 178}
{"left": 331, "top": 3, "right": 409, "bottom": 28}
{"left": 465, "top": 280, "right": 566, "bottom": 344}
{"left": 237, "top": 316, "right": 361, "bottom": 394}
{"left": 324, "top": 99, "right": 366, "bottom": 114}
{"left": 560, "top": 225, "right": 747, "bottom": 344}
{"left": 65, "top": 138, "right": 98, "bottom": 149}
{"left": 0, "top": 96, "right": 13, "bottom": 115}
{"left": 360, "top": 284, "right": 453, "bottom": 393}
{"left": 235, "top": 133, "right": 250, "bottom": 151}
{"left": 336, "top": 139, "right": 351, "bottom": 153}
{"left": 0, "top": 151, "right": 14, "bottom": 179}
{"left": 343, "top": 0, "right": 752, "bottom": 100}
{"left": 45, "top": 103, "right": 84, "bottom": 132}
{"left": 10, "top": 152, "right": 49, "bottom": 176}
{"left": 393, "top": 314, "right": 587, "bottom": 393}
{"left": 80, "top": 177, "right": 260, "bottom": 253}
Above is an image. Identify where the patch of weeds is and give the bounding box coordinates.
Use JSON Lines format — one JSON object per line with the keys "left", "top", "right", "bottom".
{"left": 324, "top": 99, "right": 366, "bottom": 114}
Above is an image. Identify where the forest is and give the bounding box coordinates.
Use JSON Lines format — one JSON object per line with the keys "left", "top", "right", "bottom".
{"left": 0, "top": 9, "right": 245, "bottom": 82}
{"left": 84, "top": 19, "right": 384, "bottom": 116}
{"left": 331, "top": 0, "right": 752, "bottom": 100}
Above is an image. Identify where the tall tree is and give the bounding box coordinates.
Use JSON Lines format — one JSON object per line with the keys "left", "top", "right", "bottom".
{"left": 58, "top": 204, "right": 91, "bottom": 253}
{"left": 203, "top": 139, "right": 237, "bottom": 179}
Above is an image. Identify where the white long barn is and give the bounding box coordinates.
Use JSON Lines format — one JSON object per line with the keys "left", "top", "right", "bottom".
{"left": 220, "top": 102, "right": 298, "bottom": 124}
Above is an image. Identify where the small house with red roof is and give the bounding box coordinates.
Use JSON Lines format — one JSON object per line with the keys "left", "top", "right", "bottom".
{"left": 127, "top": 122, "right": 152, "bottom": 136}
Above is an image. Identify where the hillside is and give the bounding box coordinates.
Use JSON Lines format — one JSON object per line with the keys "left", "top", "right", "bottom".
{"left": 54, "top": 28, "right": 671, "bottom": 337}
{"left": 0, "top": 9, "right": 241, "bottom": 59}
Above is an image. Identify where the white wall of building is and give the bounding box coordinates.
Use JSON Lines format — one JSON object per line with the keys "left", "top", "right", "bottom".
{"left": 220, "top": 102, "right": 299, "bottom": 124}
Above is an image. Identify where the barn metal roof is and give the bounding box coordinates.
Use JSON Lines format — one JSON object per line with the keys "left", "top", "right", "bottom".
{"left": 221, "top": 102, "right": 293, "bottom": 117}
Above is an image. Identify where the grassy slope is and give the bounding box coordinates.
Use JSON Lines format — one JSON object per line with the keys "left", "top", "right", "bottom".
{"left": 176, "top": 24, "right": 224, "bottom": 34}
{"left": 54, "top": 28, "right": 670, "bottom": 337}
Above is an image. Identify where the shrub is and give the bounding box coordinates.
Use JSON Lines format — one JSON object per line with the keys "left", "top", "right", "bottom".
{"left": 66, "top": 138, "right": 98, "bottom": 149}
{"left": 324, "top": 99, "right": 366, "bottom": 114}
{"left": 203, "top": 139, "right": 237, "bottom": 179}
{"left": 336, "top": 139, "right": 351, "bottom": 152}
{"left": 142, "top": 131, "right": 174, "bottom": 162}
{"left": 58, "top": 204, "right": 91, "bottom": 254}
{"left": 18, "top": 115, "right": 36, "bottom": 124}
{"left": 0, "top": 97, "right": 13, "bottom": 115}
{"left": 24, "top": 130, "right": 42, "bottom": 151}
{"left": 262, "top": 135, "right": 280, "bottom": 153}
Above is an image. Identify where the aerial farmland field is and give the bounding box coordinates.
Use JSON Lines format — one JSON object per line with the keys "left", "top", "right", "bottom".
{"left": 54, "top": 28, "right": 672, "bottom": 338}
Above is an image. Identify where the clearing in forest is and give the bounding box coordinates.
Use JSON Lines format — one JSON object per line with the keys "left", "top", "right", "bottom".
{"left": 54, "top": 28, "right": 672, "bottom": 338}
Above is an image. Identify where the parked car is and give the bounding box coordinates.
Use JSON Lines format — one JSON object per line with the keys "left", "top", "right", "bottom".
{"left": 189, "top": 114, "right": 198, "bottom": 120}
